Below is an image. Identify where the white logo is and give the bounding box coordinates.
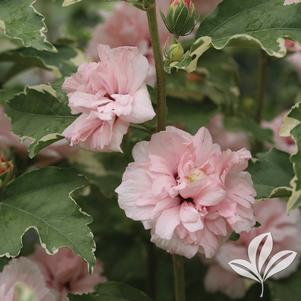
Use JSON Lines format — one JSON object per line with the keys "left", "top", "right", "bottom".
{"left": 228, "top": 232, "right": 297, "bottom": 298}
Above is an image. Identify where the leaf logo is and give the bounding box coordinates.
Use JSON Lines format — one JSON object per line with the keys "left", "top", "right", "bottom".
{"left": 228, "top": 232, "right": 297, "bottom": 297}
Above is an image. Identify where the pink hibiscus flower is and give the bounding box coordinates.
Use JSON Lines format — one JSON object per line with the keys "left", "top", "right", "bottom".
{"left": 32, "top": 246, "right": 106, "bottom": 300}
{"left": 262, "top": 112, "right": 297, "bottom": 154}
{"left": 116, "top": 126, "right": 256, "bottom": 258}
{"left": 62, "top": 44, "right": 155, "bottom": 152}
{"left": 86, "top": 1, "right": 170, "bottom": 84}
{"left": 207, "top": 114, "right": 250, "bottom": 151}
{"left": 0, "top": 257, "right": 58, "bottom": 301}
{"left": 204, "top": 198, "right": 301, "bottom": 298}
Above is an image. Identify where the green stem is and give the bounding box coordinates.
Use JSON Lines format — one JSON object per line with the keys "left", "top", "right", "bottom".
{"left": 256, "top": 50, "right": 268, "bottom": 123}
{"left": 172, "top": 255, "right": 186, "bottom": 301}
{"left": 145, "top": 0, "right": 167, "bottom": 131}
{"left": 146, "top": 242, "right": 157, "bottom": 298}
{"left": 145, "top": 3, "right": 185, "bottom": 301}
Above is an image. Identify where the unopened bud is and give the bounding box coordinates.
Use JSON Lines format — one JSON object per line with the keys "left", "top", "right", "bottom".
{"left": 0, "top": 154, "right": 13, "bottom": 189}
{"left": 167, "top": 42, "right": 184, "bottom": 62}
{"left": 161, "top": 0, "right": 197, "bottom": 36}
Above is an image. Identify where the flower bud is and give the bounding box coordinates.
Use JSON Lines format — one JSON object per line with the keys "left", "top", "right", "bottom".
{"left": 161, "top": 0, "right": 197, "bottom": 36}
{"left": 0, "top": 154, "right": 13, "bottom": 189}
{"left": 166, "top": 42, "right": 184, "bottom": 62}
{"left": 242, "top": 97, "right": 255, "bottom": 113}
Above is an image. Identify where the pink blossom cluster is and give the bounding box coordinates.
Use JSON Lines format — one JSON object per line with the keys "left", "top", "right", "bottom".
{"left": 0, "top": 247, "right": 106, "bottom": 301}
{"left": 63, "top": 45, "right": 155, "bottom": 152}
{"left": 204, "top": 198, "right": 301, "bottom": 299}
{"left": 116, "top": 126, "right": 256, "bottom": 258}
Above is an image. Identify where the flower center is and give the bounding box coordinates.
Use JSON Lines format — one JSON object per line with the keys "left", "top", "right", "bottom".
{"left": 186, "top": 168, "right": 206, "bottom": 183}
{"left": 179, "top": 196, "right": 194, "bottom": 204}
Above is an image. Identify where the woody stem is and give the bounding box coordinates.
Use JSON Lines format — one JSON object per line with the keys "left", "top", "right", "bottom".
{"left": 173, "top": 255, "right": 186, "bottom": 301}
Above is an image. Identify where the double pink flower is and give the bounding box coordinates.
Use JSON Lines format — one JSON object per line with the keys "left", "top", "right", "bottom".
{"left": 116, "top": 126, "right": 256, "bottom": 258}
{"left": 63, "top": 45, "right": 155, "bottom": 152}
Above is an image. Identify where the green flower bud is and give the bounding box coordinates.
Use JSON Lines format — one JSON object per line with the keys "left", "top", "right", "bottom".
{"left": 161, "top": 0, "right": 197, "bottom": 36}
{"left": 167, "top": 42, "right": 184, "bottom": 62}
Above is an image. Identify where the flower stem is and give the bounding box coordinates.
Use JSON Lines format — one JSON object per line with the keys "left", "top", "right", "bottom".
{"left": 147, "top": 242, "right": 157, "bottom": 298}
{"left": 145, "top": 0, "right": 167, "bottom": 131}
{"left": 172, "top": 255, "right": 186, "bottom": 301}
{"left": 145, "top": 3, "right": 185, "bottom": 301}
{"left": 256, "top": 50, "right": 268, "bottom": 123}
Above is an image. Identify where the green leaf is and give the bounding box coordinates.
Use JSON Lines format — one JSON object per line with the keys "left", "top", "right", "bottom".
{"left": 69, "top": 282, "right": 152, "bottom": 301}
{"left": 269, "top": 267, "right": 301, "bottom": 301}
{"left": 0, "top": 0, "right": 55, "bottom": 51}
{"left": 4, "top": 87, "right": 75, "bottom": 158}
{"left": 196, "top": 0, "right": 301, "bottom": 58}
{"left": 0, "top": 45, "right": 77, "bottom": 81}
{"left": 0, "top": 87, "right": 23, "bottom": 105}
{"left": 198, "top": 0, "right": 301, "bottom": 56}
{"left": 248, "top": 149, "right": 293, "bottom": 199}
{"left": 0, "top": 167, "right": 95, "bottom": 268}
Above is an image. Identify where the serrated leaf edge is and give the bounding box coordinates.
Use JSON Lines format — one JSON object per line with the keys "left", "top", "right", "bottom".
{"left": 0, "top": 168, "right": 96, "bottom": 270}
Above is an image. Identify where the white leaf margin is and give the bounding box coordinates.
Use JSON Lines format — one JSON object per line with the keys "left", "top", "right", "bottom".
{"left": 197, "top": 0, "right": 301, "bottom": 58}
{"left": 63, "top": 0, "right": 82, "bottom": 6}
{"left": 280, "top": 104, "right": 301, "bottom": 210}
{"left": 0, "top": 0, "right": 56, "bottom": 52}
{"left": 199, "top": 35, "right": 287, "bottom": 58}
{"left": 0, "top": 168, "right": 96, "bottom": 272}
